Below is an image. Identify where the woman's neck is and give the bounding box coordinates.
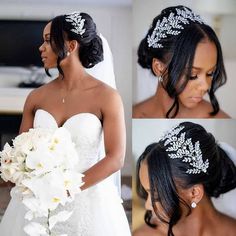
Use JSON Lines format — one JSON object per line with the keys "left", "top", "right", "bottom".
{"left": 153, "top": 85, "right": 203, "bottom": 118}
{"left": 153, "top": 85, "right": 176, "bottom": 117}
{"left": 58, "top": 59, "right": 87, "bottom": 90}
{"left": 173, "top": 199, "right": 221, "bottom": 236}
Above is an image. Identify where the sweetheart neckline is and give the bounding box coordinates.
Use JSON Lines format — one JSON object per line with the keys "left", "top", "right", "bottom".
{"left": 35, "top": 109, "right": 102, "bottom": 128}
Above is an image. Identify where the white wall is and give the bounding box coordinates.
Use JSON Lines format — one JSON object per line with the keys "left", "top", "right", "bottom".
{"left": 132, "top": 0, "right": 236, "bottom": 117}
{"left": 0, "top": 1, "right": 132, "bottom": 175}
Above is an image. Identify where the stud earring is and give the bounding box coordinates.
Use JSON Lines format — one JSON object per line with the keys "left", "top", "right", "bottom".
{"left": 191, "top": 202, "right": 197, "bottom": 208}
{"left": 66, "top": 51, "right": 70, "bottom": 57}
{"left": 158, "top": 75, "right": 163, "bottom": 83}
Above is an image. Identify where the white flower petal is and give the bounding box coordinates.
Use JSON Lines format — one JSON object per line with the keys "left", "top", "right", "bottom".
{"left": 24, "top": 222, "right": 47, "bottom": 236}
{"left": 23, "top": 197, "right": 48, "bottom": 218}
{"left": 24, "top": 210, "right": 34, "bottom": 221}
{"left": 49, "top": 210, "right": 73, "bottom": 230}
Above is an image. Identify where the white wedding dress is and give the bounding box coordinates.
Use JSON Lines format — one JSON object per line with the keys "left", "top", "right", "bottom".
{"left": 0, "top": 109, "right": 131, "bottom": 236}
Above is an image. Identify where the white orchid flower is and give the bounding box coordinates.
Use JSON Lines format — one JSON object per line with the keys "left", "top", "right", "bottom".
{"left": 24, "top": 222, "right": 48, "bottom": 236}
{"left": 0, "top": 162, "right": 18, "bottom": 182}
{"left": 22, "top": 170, "right": 68, "bottom": 211}
{"left": 47, "top": 128, "right": 78, "bottom": 168}
{"left": 49, "top": 210, "right": 73, "bottom": 230}
{"left": 25, "top": 148, "right": 55, "bottom": 175}
{"left": 23, "top": 197, "right": 48, "bottom": 220}
{"left": 0, "top": 127, "right": 84, "bottom": 235}
{"left": 13, "top": 132, "right": 34, "bottom": 155}
{"left": 0, "top": 143, "right": 14, "bottom": 160}
{"left": 63, "top": 171, "right": 84, "bottom": 198}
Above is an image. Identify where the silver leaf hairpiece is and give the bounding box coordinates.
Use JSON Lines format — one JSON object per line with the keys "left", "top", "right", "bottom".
{"left": 147, "top": 7, "right": 204, "bottom": 48}
{"left": 160, "top": 124, "right": 209, "bottom": 174}
{"left": 65, "top": 12, "right": 86, "bottom": 36}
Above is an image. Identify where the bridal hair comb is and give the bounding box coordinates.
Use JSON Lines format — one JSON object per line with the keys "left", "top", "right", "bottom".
{"left": 160, "top": 124, "right": 209, "bottom": 174}
{"left": 65, "top": 12, "right": 86, "bottom": 36}
{"left": 147, "top": 7, "right": 204, "bottom": 48}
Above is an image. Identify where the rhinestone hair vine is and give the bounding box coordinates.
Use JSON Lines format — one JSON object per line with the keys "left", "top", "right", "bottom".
{"left": 65, "top": 12, "right": 86, "bottom": 36}
{"left": 147, "top": 7, "right": 204, "bottom": 48}
{"left": 160, "top": 124, "right": 209, "bottom": 174}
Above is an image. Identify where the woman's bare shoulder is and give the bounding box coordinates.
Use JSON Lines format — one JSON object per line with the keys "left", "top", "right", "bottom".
{"left": 28, "top": 79, "right": 57, "bottom": 97}
{"left": 24, "top": 79, "right": 58, "bottom": 109}
{"left": 85, "top": 77, "right": 123, "bottom": 116}
{"left": 133, "top": 97, "right": 162, "bottom": 118}
{"left": 199, "top": 100, "right": 230, "bottom": 118}
{"left": 133, "top": 224, "right": 165, "bottom": 236}
{"left": 217, "top": 214, "right": 236, "bottom": 235}
{"left": 213, "top": 109, "right": 231, "bottom": 118}
{"left": 86, "top": 75, "right": 117, "bottom": 96}
{"left": 133, "top": 101, "right": 148, "bottom": 118}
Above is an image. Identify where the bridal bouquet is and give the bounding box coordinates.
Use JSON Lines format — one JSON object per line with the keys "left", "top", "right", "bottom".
{"left": 0, "top": 127, "right": 84, "bottom": 236}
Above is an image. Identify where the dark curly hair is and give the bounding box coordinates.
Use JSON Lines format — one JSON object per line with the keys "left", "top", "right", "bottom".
{"left": 136, "top": 122, "right": 236, "bottom": 236}
{"left": 138, "top": 6, "right": 227, "bottom": 118}
{"left": 46, "top": 12, "right": 103, "bottom": 76}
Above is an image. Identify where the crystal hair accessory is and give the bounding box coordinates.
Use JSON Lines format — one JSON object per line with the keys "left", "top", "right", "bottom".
{"left": 147, "top": 7, "right": 204, "bottom": 48}
{"left": 65, "top": 12, "right": 86, "bottom": 36}
{"left": 160, "top": 124, "right": 209, "bottom": 174}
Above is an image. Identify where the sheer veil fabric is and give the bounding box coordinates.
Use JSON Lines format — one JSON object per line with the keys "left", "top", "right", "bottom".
{"left": 87, "top": 34, "right": 121, "bottom": 196}
{"left": 86, "top": 34, "right": 116, "bottom": 89}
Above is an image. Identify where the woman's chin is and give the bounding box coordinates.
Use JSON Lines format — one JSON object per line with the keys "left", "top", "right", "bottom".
{"left": 181, "top": 101, "right": 200, "bottom": 110}
{"left": 44, "top": 64, "right": 57, "bottom": 69}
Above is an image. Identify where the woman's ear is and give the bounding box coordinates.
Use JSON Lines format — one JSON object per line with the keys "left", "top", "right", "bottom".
{"left": 152, "top": 58, "right": 165, "bottom": 77}
{"left": 189, "top": 184, "right": 204, "bottom": 206}
{"left": 67, "top": 40, "right": 78, "bottom": 54}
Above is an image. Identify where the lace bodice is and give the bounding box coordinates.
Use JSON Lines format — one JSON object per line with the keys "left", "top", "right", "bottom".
{"left": 33, "top": 109, "right": 104, "bottom": 172}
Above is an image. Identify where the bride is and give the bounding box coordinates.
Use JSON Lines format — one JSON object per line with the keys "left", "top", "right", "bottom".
{"left": 133, "top": 5, "right": 230, "bottom": 118}
{"left": 134, "top": 122, "right": 236, "bottom": 236}
{"left": 0, "top": 12, "right": 131, "bottom": 236}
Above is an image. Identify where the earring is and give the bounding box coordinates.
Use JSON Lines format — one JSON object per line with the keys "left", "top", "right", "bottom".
{"left": 191, "top": 202, "right": 197, "bottom": 208}
{"left": 158, "top": 75, "right": 163, "bottom": 83}
{"left": 66, "top": 51, "right": 70, "bottom": 57}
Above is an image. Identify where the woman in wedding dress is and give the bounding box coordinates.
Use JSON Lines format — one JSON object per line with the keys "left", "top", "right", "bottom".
{"left": 0, "top": 12, "right": 131, "bottom": 236}
{"left": 133, "top": 5, "right": 230, "bottom": 118}
{"left": 134, "top": 122, "right": 236, "bottom": 236}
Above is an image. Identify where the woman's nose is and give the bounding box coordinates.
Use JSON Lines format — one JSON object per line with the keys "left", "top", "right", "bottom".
{"left": 39, "top": 43, "right": 44, "bottom": 52}
{"left": 198, "top": 75, "right": 210, "bottom": 92}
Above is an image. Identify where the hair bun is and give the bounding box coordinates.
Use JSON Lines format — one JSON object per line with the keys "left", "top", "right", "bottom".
{"left": 137, "top": 38, "right": 152, "bottom": 69}
{"left": 79, "top": 35, "right": 103, "bottom": 68}
{"left": 211, "top": 145, "right": 236, "bottom": 197}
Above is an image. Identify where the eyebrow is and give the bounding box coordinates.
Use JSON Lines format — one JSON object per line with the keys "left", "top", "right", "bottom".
{"left": 192, "top": 65, "right": 216, "bottom": 71}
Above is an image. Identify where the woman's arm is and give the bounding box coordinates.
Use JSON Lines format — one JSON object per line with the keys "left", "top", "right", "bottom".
{"left": 19, "top": 90, "right": 36, "bottom": 133}
{"left": 81, "top": 89, "right": 126, "bottom": 190}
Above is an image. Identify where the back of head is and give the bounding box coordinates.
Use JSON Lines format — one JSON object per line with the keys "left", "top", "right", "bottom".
{"left": 50, "top": 12, "right": 103, "bottom": 70}
{"left": 137, "top": 5, "right": 227, "bottom": 117}
{"left": 137, "top": 122, "right": 236, "bottom": 235}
